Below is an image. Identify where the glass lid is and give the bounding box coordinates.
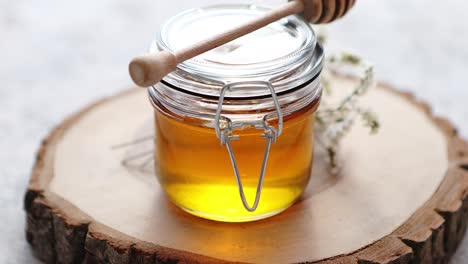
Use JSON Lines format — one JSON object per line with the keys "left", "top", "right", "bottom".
{"left": 152, "top": 4, "right": 323, "bottom": 98}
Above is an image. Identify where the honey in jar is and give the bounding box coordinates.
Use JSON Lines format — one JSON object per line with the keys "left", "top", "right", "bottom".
{"left": 148, "top": 5, "right": 324, "bottom": 222}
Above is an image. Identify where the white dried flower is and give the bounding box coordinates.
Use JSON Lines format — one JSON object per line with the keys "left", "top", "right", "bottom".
{"left": 315, "top": 51, "right": 379, "bottom": 172}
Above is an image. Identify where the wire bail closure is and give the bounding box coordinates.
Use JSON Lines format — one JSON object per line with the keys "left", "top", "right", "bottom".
{"left": 214, "top": 81, "right": 283, "bottom": 212}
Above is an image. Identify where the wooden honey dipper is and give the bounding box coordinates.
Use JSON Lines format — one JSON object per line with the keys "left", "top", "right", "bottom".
{"left": 129, "top": 0, "right": 356, "bottom": 87}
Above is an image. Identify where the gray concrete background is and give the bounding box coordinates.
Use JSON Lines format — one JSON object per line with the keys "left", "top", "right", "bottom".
{"left": 0, "top": 0, "right": 466, "bottom": 263}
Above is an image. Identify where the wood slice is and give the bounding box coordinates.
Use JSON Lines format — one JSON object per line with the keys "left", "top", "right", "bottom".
{"left": 25, "top": 75, "right": 468, "bottom": 264}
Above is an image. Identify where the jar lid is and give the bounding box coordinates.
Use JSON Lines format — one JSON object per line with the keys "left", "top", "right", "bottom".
{"left": 152, "top": 4, "right": 324, "bottom": 98}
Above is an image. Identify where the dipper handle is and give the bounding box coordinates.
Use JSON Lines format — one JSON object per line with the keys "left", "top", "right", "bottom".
{"left": 129, "top": 0, "right": 356, "bottom": 87}
{"left": 129, "top": 51, "right": 178, "bottom": 88}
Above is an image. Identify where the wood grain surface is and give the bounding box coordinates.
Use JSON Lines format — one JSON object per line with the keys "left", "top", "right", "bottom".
{"left": 24, "top": 76, "right": 468, "bottom": 263}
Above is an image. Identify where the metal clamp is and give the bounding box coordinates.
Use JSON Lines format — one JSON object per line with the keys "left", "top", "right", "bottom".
{"left": 214, "top": 81, "right": 283, "bottom": 212}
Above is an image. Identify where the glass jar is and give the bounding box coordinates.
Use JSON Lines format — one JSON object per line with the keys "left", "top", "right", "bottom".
{"left": 148, "top": 4, "right": 324, "bottom": 222}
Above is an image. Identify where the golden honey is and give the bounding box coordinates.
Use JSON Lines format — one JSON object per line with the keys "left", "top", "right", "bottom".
{"left": 154, "top": 98, "right": 319, "bottom": 222}
{"left": 148, "top": 4, "right": 324, "bottom": 222}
